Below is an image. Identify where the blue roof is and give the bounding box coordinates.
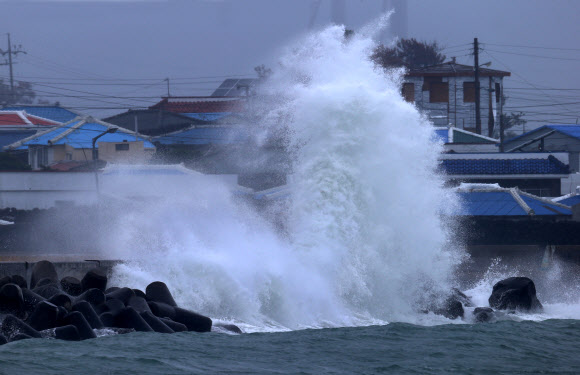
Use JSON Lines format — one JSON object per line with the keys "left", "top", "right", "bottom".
{"left": 457, "top": 190, "right": 572, "bottom": 216}
{"left": 154, "top": 126, "right": 249, "bottom": 145}
{"left": 504, "top": 125, "right": 580, "bottom": 144}
{"left": 1, "top": 106, "right": 80, "bottom": 123}
{"left": 0, "top": 131, "right": 37, "bottom": 149}
{"left": 556, "top": 195, "right": 580, "bottom": 207}
{"left": 182, "top": 113, "right": 233, "bottom": 122}
{"left": 434, "top": 129, "right": 448, "bottom": 143}
{"left": 441, "top": 155, "right": 569, "bottom": 175}
{"left": 12, "top": 119, "right": 154, "bottom": 150}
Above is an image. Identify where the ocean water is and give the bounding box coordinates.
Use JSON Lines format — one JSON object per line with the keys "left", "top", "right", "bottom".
{"left": 3, "top": 18, "right": 580, "bottom": 374}
{"left": 2, "top": 320, "right": 580, "bottom": 375}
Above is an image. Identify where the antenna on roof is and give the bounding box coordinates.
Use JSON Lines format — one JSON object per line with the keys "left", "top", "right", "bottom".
{"left": 164, "top": 78, "right": 171, "bottom": 97}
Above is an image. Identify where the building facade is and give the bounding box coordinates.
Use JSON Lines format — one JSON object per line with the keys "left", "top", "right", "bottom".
{"left": 403, "top": 61, "right": 510, "bottom": 137}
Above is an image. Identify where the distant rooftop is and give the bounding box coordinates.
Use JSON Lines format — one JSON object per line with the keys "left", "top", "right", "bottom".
{"left": 1, "top": 105, "right": 82, "bottom": 123}
{"left": 504, "top": 125, "right": 580, "bottom": 145}
{"left": 406, "top": 62, "right": 511, "bottom": 78}
{"left": 149, "top": 97, "right": 245, "bottom": 114}
{"left": 441, "top": 155, "right": 569, "bottom": 175}
{"left": 211, "top": 78, "right": 257, "bottom": 97}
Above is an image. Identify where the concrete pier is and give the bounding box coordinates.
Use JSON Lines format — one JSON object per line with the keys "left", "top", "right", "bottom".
{"left": 0, "top": 258, "right": 121, "bottom": 280}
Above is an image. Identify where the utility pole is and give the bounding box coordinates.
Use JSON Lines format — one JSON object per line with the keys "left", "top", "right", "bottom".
{"left": 0, "top": 33, "right": 27, "bottom": 104}
{"left": 473, "top": 37, "right": 481, "bottom": 135}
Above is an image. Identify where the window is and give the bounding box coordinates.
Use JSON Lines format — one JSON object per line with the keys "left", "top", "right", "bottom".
{"left": 402, "top": 83, "right": 415, "bottom": 103}
{"left": 429, "top": 82, "right": 449, "bottom": 103}
{"left": 66, "top": 153, "right": 72, "bottom": 160}
{"left": 115, "top": 143, "right": 130, "bottom": 151}
{"left": 463, "top": 81, "right": 475, "bottom": 102}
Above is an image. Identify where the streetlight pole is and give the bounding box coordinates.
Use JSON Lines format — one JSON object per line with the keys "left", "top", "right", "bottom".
{"left": 92, "top": 128, "right": 117, "bottom": 197}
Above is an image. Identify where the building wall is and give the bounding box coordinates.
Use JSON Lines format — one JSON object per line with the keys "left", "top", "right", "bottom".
{"left": 98, "top": 141, "right": 154, "bottom": 164}
{"left": 405, "top": 75, "right": 503, "bottom": 136}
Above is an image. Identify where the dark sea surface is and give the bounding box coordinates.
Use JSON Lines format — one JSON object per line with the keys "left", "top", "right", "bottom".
{"left": 1, "top": 320, "right": 579, "bottom": 375}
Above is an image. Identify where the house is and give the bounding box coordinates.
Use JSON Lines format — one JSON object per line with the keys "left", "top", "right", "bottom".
{"left": 0, "top": 110, "right": 61, "bottom": 150}
{"left": 403, "top": 61, "right": 510, "bottom": 137}
{"left": 1, "top": 105, "right": 82, "bottom": 124}
{"left": 103, "top": 109, "right": 209, "bottom": 136}
{"left": 4, "top": 116, "right": 155, "bottom": 170}
{"left": 149, "top": 96, "right": 246, "bottom": 122}
{"left": 440, "top": 152, "right": 570, "bottom": 197}
{"left": 434, "top": 126, "right": 498, "bottom": 153}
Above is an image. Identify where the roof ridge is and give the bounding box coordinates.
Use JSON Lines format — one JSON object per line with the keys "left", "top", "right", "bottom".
{"left": 49, "top": 118, "right": 87, "bottom": 145}
{"left": 509, "top": 188, "right": 534, "bottom": 215}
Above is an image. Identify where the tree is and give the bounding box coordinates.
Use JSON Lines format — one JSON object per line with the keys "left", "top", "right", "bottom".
{"left": 0, "top": 79, "right": 36, "bottom": 106}
{"left": 254, "top": 64, "right": 272, "bottom": 80}
{"left": 371, "top": 38, "right": 446, "bottom": 69}
{"left": 501, "top": 111, "right": 527, "bottom": 138}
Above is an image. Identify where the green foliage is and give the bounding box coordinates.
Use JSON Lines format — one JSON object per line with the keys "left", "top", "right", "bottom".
{"left": 371, "top": 38, "right": 446, "bottom": 69}
{"left": 501, "top": 111, "right": 527, "bottom": 131}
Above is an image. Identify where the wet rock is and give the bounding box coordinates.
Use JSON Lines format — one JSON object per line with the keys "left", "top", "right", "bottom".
{"left": 35, "top": 278, "right": 59, "bottom": 289}
{"left": 147, "top": 301, "right": 176, "bottom": 320}
{"left": 10, "top": 275, "right": 27, "bottom": 289}
{"left": 140, "top": 311, "right": 174, "bottom": 333}
{"left": 27, "top": 301, "right": 59, "bottom": 331}
{"left": 101, "top": 299, "right": 125, "bottom": 316}
{"left": 99, "top": 312, "right": 116, "bottom": 327}
{"left": 81, "top": 268, "right": 108, "bottom": 292}
{"left": 54, "top": 325, "right": 81, "bottom": 341}
{"left": 489, "top": 277, "right": 543, "bottom": 312}
{"left": 60, "top": 276, "right": 82, "bottom": 296}
{"left": 75, "top": 288, "right": 106, "bottom": 307}
{"left": 214, "top": 323, "right": 243, "bottom": 334}
{"left": 105, "top": 287, "right": 119, "bottom": 294}
{"left": 0, "top": 334, "right": 7, "bottom": 345}
{"left": 22, "top": 289, "right": 46, "bottom": 314}
{"left": 127, "top": 296, "right": 151, "bottom": 314}
{"left": 173, "top": 307, "right": 212, "bottom": 333}
{"left": 106, "top": 287, "right": 135, "bottom": 304}
{"left": 159, "top": 318, "right": 187, "bottom": 332}
{"left": 48, "top": 294, "right": 72, "bottom": 311}
{"left": 65, "top": 311, "right": 96, "bottom": 340}
{"left": 0, "top": 276, "right": 12, "bottom": 289}
{"left": 146, "top": 282, "right": 177, "bottom": 307}
{"left": 72, "top": 301, "right": 104, "bottom": 329}
{"left": 473, "top": 307, "right": 495, "bottom": 323}
{"left": 30, "top": 260, "right": 58, "bottom": 289}
{"left": 132, "top": 289, "right": 146, "bottom": 299}
{"left": 32, "top": 285, "right": 61, "bottom": 300}
{"left": 115, "top": 307, "right": 153, "bottom": 332}
{"left": 0, "top": 283, "right": 25, "bottom": 318}
{"left": 1, "top": 314, "right": 42, "bottom": 340}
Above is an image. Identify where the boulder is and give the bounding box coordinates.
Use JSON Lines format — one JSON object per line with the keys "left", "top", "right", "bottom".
{"left": 488, "top": 277, "right": 543, "bottom": 312}
{"left": 214, "top": 323, "right": 243, "bottom": 334}
{"left": 473, "top": 307, "right": 495, "bottom": 323}
{"left": 75, "top": 288, "right": 106, "bottom": 307}
{"left": 81, "top": 268, "right": 108, "bottom": 292}
{"left": 10, "top": 275, "right": 28, "bottom": 289}
{"left": 159, "top": 318, "right": 187, "bottom": 332}
{"left": 106, "top": 287, "right": 135, "bottom": 304}
{"left": 0, "top": 283, "right": 25, "bottom": 318}
{"left": 27, "top": 301, "right": 59, "bottom": 331}
{"left": 60, "top": 276, "right": 82, "bottom": 296}
{"left": 140, "top": 311, "right": 174, "bottom": 333}
{"left": 54, "top": 325, "right": 81, "bottom": 341}
{"left": 1, "top": 314, "right": 42, "bottom": 340}
{"left": 146, "top": 282, "right": 177, "bottom": 307}
{"left": 148, "top": 301, "right": 176, "bottom": 320}
{"left": 173, "top": 307, "right": 212, "bottom": 333}
{"left": 48, "top": 294, "right": 72, "bottom": 311}
{"left": 32, "top": 285, "right": 61, "bottom": 300}
{"left": 72, "top": 301, "right": 104, "bottom": 329}
{"left": 64, "top": 311, "right": 96, "bottom": 340}
{"left": 30, "top": 260, "right": 59, "bottom": 289}
{"left": 115, "top": 307, "right": 153, "bottom": 332}
{"left": 127, "top": 296, "right": 151, "bottom": 314}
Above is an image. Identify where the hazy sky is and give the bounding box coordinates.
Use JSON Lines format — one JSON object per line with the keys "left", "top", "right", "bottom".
{"left": 0, "top": 0, "right": 578, "bottom": 129}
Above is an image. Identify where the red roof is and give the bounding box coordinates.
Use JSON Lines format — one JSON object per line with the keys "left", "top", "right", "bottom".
{"left": 149, "top": 97, "right": 245, "bottom": 113}
{"left": 0, "top": 111, "right": 61, "bottom": 126}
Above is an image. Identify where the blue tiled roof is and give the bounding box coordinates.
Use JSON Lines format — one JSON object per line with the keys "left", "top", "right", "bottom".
{"left": 441, "top": 155, "right": 569, "bottom": 175}
{"left": 0, "top": 131, "right": 37, "bottom": 149}
{"left": 556, "top": 195, "right": 580, "bottom": 207}
{"left": 154, "top": 126, "right": 249, "bottom": 145}
{"left": 504, "top": 124, "right": 580, "bottom": 144}
{"left": 1, "top": 106, "right": 80, "bottom": 123}
{"left": 457, "top": 190, "right": 572, "bottom": 216}
{"left": 12, "top": 119, "right": 154, "bottom": 150}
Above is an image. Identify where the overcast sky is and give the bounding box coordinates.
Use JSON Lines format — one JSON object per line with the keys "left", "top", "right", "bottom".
{"left": 0, "top": 0, "right": 578, "bottom": 130}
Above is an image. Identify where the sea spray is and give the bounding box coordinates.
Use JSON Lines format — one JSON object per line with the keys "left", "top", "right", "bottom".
{"left": 109, "top": 21, "right": 463, "bottom": 330}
